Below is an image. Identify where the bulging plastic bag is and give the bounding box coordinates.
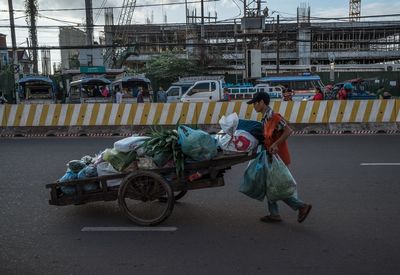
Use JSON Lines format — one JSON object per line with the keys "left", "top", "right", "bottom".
{"left": 178, "top": 126, "right": 217, "bottom": 161}
{"left": 96, "top": 162, "right": 121, "bottom": 187}
{"left": 219, "top": 113, "right": 239, "bottom": 136}
{"left": 77, "top": 165, "right": 99, "bottom": 192}
{"left": 216, "top": 132, "right": 236, "bottom": 152}
{"left": 103, "top": 148, "right": 137, "bottom": 172}
{"left": 239, "top": 151, "right": 267, "bottom": 201}
{"left": 59, "top": 169, "right": 78, "bottom": 195}
{"left": 265, "top": 154, "right": 297, "bottom": 202}
{"left": 216, "top": 130, "right": 258, "bottom": 153}
{"left": 232, "top": 130, "right": 258, "bottom": 152}
{"left": 77, "top": 165, "right": 98, "bottom": 179}
{"left": 114, "top": 136, "right": 150, "bottom": 153}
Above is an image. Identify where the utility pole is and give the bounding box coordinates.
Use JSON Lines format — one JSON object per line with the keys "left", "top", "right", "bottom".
{"left": 85, "top": 0, "right": 94, "bottom": 45}
{"left": 276, "top": 14, "right": 280, "bottom": 74}
{"left": 26, "top": 0, "right": 39, "bottom": 74}
{"left": 8, "top": 0, "right": 20, "bottom": 103}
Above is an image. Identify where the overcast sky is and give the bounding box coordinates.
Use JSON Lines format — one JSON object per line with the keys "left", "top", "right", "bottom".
{"left": 1, "top": 0, "right": 399, "bottom": 71}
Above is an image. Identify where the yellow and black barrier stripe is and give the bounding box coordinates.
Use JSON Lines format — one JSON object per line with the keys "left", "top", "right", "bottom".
{"left": 1, "top": 100, "right": 399, "bottom": 127}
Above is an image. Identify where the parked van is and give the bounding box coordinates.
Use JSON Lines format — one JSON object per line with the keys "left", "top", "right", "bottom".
{"left": 180, "top": 79, "right": 283, "bottom": 102}
{"left": 166, "top": 82, "right": 197, "bottom": 102}
{"left": 166, "top": 76, "right": 223, "bottom": 102}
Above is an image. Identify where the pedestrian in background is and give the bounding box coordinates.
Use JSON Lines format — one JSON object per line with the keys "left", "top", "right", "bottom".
{"left": 157, "top": 86, "right": 167, "bottom": 102}
{"left": 247, "top": 92, "right": 312, "bottom": 223}
{"left": 324, "top": 84, "right": 335, "bottom": 100}
{"left": 223, "top": 88, "right": 231, "bottom": 101}
{"left": 337, "top": 83, "right": 352, "bottom": 100}
{"left": 115, "top": 87, "right": 123, "bottom": 103}
{"left": 282, "top": 85, "right": 293, "bottom": 101}
{"left": 101, "top": 86, "right": 110, "bottom": 97}
{"left": 136, "top": 87, "right": 144, "bottom": 103}
{"left": 313, "top": 87, "right": 324, "bottom": 100}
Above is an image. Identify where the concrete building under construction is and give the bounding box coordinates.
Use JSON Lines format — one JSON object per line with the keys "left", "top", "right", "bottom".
{"left": 102, "top": 7, "right": 400, "bottom": 74}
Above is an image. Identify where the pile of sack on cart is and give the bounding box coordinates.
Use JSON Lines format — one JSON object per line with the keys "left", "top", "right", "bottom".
{"left": 57, "top": 113, "right": 262, "bottom": 195}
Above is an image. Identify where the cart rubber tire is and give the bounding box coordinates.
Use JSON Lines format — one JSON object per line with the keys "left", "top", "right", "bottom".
{"left": 118, "top": 171, "right": 174, "bottom": 226}
{"left": 159, "top": 190, "right": 187, "bottom": 203}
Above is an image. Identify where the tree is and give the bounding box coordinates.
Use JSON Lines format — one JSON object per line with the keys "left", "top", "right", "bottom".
{"left": 144, "top": 51, "right": 203, "bottom": 88}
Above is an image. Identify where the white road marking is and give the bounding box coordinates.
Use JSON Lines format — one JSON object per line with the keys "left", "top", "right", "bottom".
{"left": 360, "top": 163, "right": 400, "bottom": 166}
{"left": 81, "top": 226, "right": 178, "bottom": 232}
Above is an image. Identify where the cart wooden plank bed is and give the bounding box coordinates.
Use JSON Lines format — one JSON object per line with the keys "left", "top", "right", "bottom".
{"left": 46, "top": 152, "right": 256, "bottom": 226}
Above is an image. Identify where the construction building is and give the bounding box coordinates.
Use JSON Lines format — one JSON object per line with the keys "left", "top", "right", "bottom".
{"left": 102, "top": 9, "right": 400, "bottom": 74}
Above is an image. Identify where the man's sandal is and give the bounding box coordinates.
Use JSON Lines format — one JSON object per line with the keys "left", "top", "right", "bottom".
{"left": 298, "top": 204, "right": 312, "bottom": 223}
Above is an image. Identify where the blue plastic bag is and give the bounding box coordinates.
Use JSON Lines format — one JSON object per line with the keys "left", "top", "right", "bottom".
{"left": 77, "top": 165, "right": 99, "bottom": 192}
{"left": 77, "top": 165, "right": 98, "bottom": 179}
{"left": 239, "top": 151, "right": 267, "bottom": 201}
{"left": 59, "top": 169, "right": 78, "bottom": 195}
{"left": 265, "top": 154, "right": 297, "bottom": 202}
{"left": 178, "top": 126, "right": 218, "bottom": 161}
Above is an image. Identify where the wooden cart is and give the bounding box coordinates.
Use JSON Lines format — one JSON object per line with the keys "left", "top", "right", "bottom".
{"left": 46, "top": 153, "right": 256, "bottom": 226}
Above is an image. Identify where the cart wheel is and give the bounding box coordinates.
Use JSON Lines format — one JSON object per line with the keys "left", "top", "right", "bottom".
{"left": 118, "top": 171, "right": 174, "bottom": 226}
{"left": 159, "top": 190, "right": 187, "bottom": 203}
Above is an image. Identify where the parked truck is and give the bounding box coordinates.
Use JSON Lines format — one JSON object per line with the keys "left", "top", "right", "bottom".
{"left": 179, "top": 78, "right": 283, "bottom": 102}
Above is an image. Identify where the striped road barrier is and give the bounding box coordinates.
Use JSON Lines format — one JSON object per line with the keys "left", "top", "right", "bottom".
{"left": 1, "top": 100, "right": 399, "bottom": 127}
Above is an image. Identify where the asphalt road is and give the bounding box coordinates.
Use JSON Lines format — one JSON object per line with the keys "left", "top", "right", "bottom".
{"left": 1, "top": 135, "right": 400, "bottom": 275}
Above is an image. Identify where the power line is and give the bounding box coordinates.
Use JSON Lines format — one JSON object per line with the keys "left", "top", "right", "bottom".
{"left": 37, "top": 14, "right": 82, "bottom": 25}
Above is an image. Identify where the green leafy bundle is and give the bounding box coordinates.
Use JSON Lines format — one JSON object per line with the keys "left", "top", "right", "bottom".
{"left": 140, "top": 127, "right": 185, "bottom": 177}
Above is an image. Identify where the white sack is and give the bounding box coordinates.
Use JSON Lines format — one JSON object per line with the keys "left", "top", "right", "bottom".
{"left": 219, "top": 113, "right": 239, "bottom": 136}
{"left": 114, "top": 136, "right": 150, "bottom": 153}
